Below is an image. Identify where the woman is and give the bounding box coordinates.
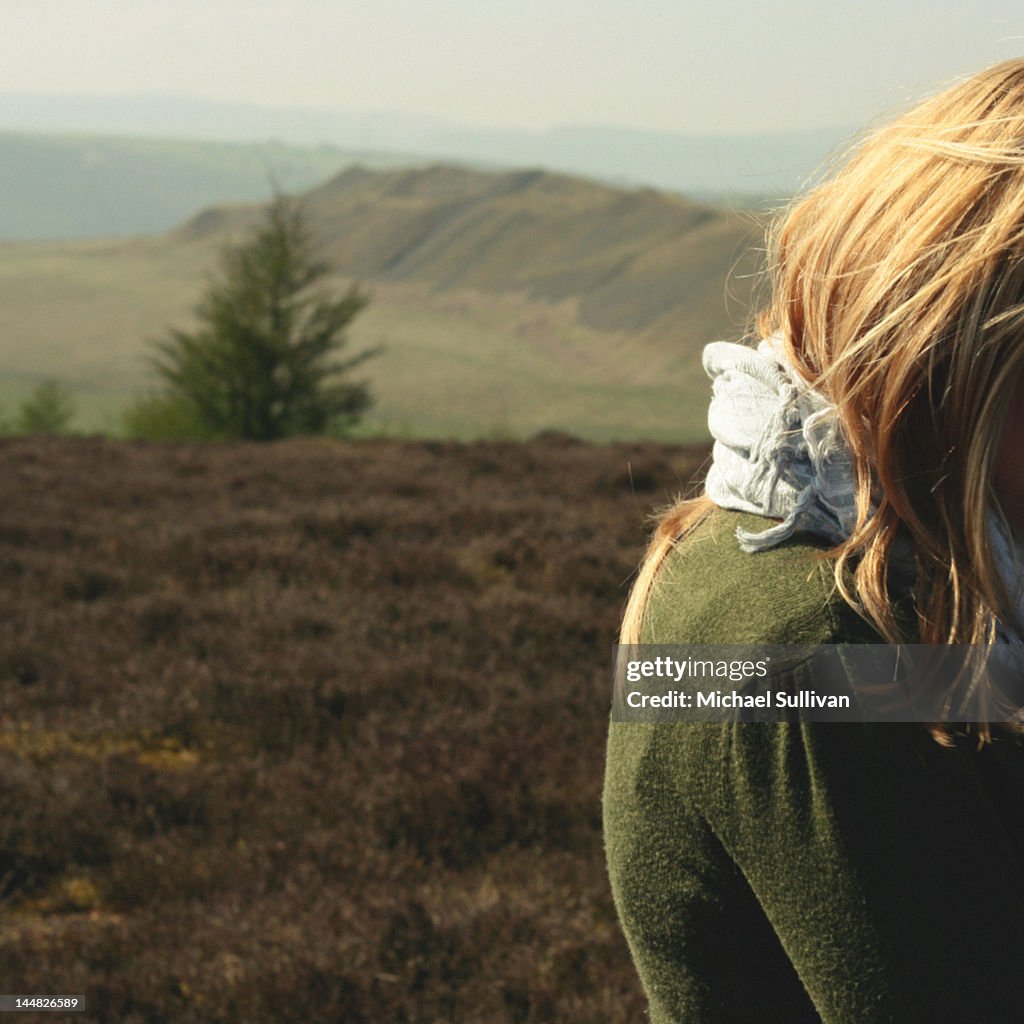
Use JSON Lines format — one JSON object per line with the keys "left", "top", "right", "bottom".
{"left": 604, "top": 59, "right": 1024, "bottom": 1023}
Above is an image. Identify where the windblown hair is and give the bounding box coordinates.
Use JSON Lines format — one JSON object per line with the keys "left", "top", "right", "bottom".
{"left": 623, "top": 59, "right": 1024, "bottom": 683}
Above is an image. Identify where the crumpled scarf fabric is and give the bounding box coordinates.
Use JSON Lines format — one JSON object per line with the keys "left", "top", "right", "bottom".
{"left": 702, "top": 336, "right": 1024, "bottom": 643}
{"left": 703, "top": 336, "right": 859, "bottom": 553}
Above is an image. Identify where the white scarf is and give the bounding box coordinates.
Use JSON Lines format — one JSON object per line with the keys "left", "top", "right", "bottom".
{"left": 702, "top": 337, "right": 1024, "bottom": 642}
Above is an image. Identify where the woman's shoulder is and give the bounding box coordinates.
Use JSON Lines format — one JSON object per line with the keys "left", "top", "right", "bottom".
{"left": 640, "top": 505, "right": 882, "bottom": 645}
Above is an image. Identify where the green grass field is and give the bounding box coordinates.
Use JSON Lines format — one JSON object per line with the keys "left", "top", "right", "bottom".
{"left": 0, "top": 237, "right": 716, "bottom": 443}
{"left": 0, "top": 162, "right": 772, "bottom": 443}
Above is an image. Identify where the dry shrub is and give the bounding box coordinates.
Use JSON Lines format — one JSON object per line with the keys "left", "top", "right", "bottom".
{"left": 0, "top": 433, "right": 707, "bottom": 1023}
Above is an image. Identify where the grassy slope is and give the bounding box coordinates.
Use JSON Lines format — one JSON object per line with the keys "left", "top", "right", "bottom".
{"left": 0, "top": 233, "right": 219, "bottom": 433}
{"left": 297, "top": 164, "right": 765, "bottom": 343}
{"left": 0, "top": 164, "right": 766, "bottom": 442}
{"left": 0, "top": 132, "right": 417, "bottom": 240}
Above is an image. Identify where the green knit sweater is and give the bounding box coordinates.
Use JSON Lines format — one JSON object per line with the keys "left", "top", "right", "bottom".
{"left": 603, "top": 507, "right": 1024, "bottom": 1023}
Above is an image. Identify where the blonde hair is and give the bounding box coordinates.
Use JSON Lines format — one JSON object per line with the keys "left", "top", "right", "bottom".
{"left": 623, "top": 59, "right": 1024, "bottom": 727}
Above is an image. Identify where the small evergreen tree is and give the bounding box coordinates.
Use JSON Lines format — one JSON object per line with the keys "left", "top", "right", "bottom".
{"left": 17, "top": 379, "right": 76, "bottom": 434}
{"left": 141, "top": 193, "right": 377, "bottom": 441}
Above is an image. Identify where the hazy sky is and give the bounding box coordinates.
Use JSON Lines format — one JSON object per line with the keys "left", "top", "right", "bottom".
{"left": 4, "top": 1, "right": 1024, "bottom": 135}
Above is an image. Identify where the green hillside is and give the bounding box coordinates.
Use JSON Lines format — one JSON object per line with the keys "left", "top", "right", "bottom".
{"left": 0, "top": 132, "right": 418, "bottom": 240}
{"left": 0, "top": 163, "right": 767, "bottom": 441}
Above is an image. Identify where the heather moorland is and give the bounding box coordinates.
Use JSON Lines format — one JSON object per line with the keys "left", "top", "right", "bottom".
{"left": 0, "top": 432, "right": 708, "bottom": 1022}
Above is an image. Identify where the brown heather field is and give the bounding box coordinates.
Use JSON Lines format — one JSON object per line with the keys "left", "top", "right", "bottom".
{"left": 0, "top": 432, "right": 709, "bottom": 1023}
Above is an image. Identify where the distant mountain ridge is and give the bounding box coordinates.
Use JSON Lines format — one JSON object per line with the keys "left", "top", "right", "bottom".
{"left": 0, "top": 92, "right": 854, "bottom": 222}
{"left": 0, "top": 132, "right": 419, "bottom": 240}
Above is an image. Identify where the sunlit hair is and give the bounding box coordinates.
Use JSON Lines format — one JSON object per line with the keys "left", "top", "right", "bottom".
{"left": 622, "top": 59, "right": 1024, "bottom": 736}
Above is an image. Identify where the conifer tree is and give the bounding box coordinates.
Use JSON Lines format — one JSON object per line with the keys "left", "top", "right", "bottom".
{"left": 148, "top": 194, "right": 375, "bottom": 441}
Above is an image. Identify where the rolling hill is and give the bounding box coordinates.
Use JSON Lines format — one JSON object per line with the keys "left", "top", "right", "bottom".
{"left": 0, "top": 93, "right": 850, "bottom": 201}
{"left": 0, "top": 132, "right": 421, "bottom": 240}
{"left": 0, "top": 163, "right": 769, "bottom": 441}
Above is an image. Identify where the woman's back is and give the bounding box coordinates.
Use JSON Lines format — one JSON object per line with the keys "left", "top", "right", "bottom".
{"left": 604, "top": 506, "right": 1024, "bottom": 1022}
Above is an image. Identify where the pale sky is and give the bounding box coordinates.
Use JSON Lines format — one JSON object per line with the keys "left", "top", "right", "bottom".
{"left": 3, "top": 1, "right": 1024, "bottom": 135}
